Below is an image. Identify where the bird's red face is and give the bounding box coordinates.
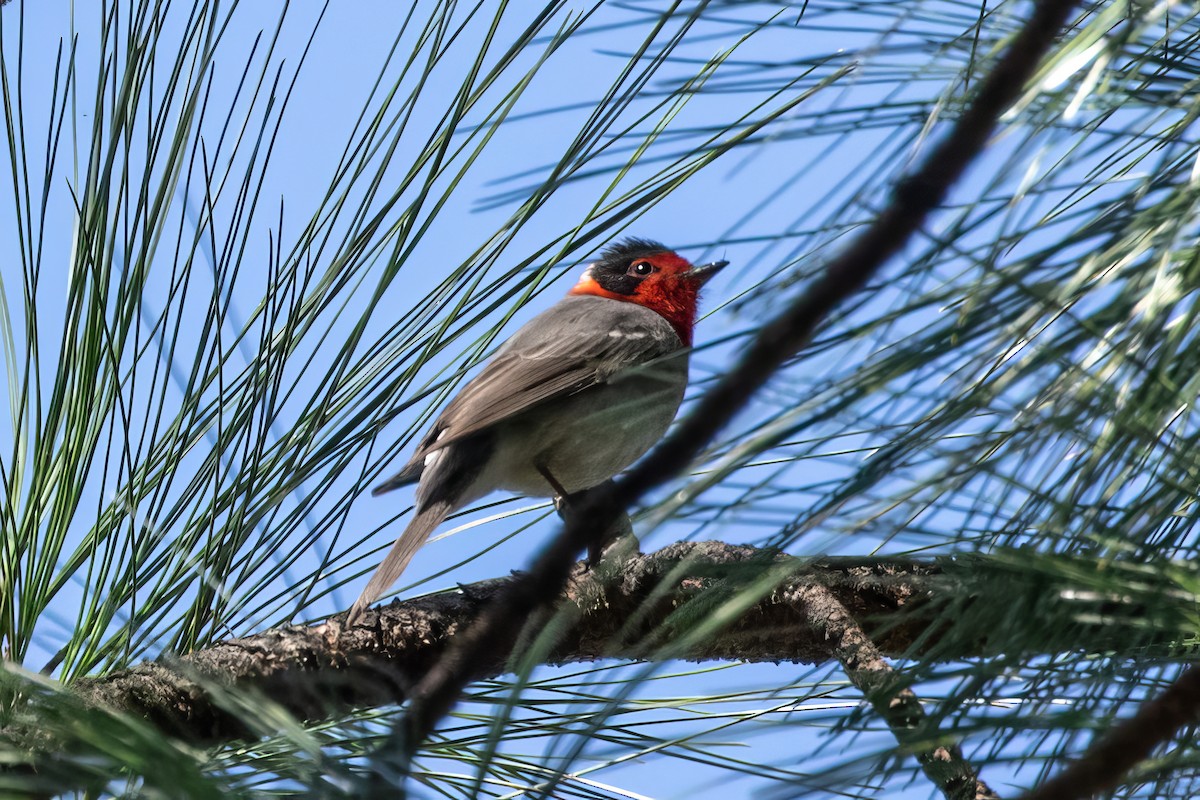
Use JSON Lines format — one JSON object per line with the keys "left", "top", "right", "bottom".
{"left": 569, "top": 238, "right": 726, "bottom": 346}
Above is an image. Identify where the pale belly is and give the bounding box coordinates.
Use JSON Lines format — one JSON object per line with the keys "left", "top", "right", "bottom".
{"left": 468, "top": 364, "right": 687, "bottom": 499}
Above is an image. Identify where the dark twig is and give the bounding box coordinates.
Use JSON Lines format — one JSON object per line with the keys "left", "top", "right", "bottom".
{"left": 789, "top": 582, "right": 1000, "bottom": 800}
{"left": 1017, "top": 663, "right": 1200, "bottom": 800}
{"left": 369, "top": 0, "right": 1082, "bottom": 782}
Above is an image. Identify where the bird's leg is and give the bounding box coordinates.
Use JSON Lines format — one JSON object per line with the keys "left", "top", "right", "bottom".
{"left": 536, "top": 466, "right": 639, "bottom": 565}
{"left": 536, "top": 463, "right": 570, "bottom": 500}
{"left": 536, "top": 464, "right": 581, "bottom": 536}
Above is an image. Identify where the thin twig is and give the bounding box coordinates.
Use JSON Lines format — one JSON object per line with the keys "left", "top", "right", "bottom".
{"left": 369, "top": 0, "right": 1082, "bottom": 786}
{"left": 1017, "top": 663, "right": 1200, "bottom": 800}
{"left": 788, "top": 581, "right": 1000, "bottom": 800}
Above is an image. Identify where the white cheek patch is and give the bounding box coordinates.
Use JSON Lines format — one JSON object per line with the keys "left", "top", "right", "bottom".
{"left": 608, "top": 329, "right": 649, "bottom": 339}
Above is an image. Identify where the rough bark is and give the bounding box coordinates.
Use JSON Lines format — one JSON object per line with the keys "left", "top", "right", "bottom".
{"left": 49, "top": 540, "right": 1183, "bottom": 754}
{"left": 789, "top": 581, "right": 1001, "bottom": 800}
{"left": 69, "top": 542, "right": 945, "bottom": 746}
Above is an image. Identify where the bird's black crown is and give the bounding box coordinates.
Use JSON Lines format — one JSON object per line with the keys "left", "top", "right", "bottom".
{"left": 596, "top": 237, "right": 670, "bottom": 269}
{"left": 590, "top": 238, "right": 671, "bottom": 295}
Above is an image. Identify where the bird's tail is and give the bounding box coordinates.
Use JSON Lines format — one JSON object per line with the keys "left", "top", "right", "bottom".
{"left": 345, "top": 499, "right": 452, "bottom": 625}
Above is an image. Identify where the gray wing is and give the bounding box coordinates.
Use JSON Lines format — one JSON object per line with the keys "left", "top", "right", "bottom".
{"left": 374, "top": 296, "right": 682, "bottom": 493}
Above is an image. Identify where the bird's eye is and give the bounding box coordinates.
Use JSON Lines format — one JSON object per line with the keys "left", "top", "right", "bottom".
{"left": 630, "top": 261, "right": 655, "bottom": 276}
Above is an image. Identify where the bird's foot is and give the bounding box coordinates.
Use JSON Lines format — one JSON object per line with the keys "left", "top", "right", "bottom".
{"left": 551, "top": 479, "right": 640, "bottom": 568}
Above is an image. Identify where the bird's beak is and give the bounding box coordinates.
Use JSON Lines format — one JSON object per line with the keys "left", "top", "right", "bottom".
{"left": 685, "top": 260, "right": 728, "bottom": 285}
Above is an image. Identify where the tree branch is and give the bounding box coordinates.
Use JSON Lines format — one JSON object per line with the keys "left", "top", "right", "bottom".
{"left": 790, "top": 581, "right": 1000, "bottom": 800}
{"left": 379, "top": 0, "right": 1083, "bottom": 779}
{"left": 46, "top": 542, "right": 1189, "bottom": 756}
{"left": 66, "top": 544, "right": 935, "bottom": 747}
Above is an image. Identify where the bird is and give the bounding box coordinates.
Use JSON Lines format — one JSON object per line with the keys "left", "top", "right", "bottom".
{"left": 346, "top": 238, "right": 726, "bottom": 624}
